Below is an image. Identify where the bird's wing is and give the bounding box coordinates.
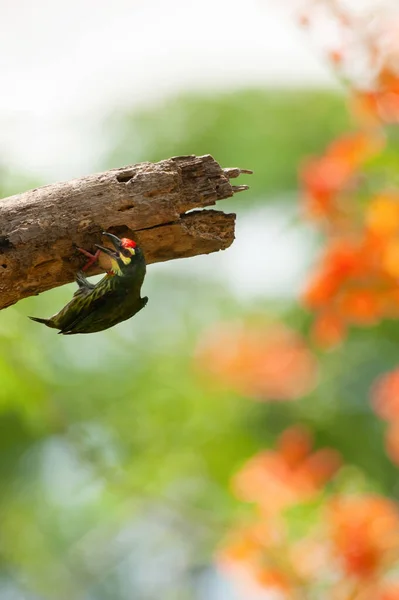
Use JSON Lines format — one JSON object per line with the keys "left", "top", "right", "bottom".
{"left": 54, "top": 277, "right": 118, "bottom": 333}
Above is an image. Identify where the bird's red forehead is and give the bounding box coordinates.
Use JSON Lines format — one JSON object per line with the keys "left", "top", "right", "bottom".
{"left": 121, "top": 238, "right": 137, "bottom": 249}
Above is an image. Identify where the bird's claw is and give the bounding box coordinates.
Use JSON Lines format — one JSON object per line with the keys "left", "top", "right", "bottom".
{"left": 76, "top": 247, "right": 101, "bottom": 272}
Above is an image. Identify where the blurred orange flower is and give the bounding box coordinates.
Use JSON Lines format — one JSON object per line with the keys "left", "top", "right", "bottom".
{"left": 373, "top": 68, "right": 399, "bottom": 124}
{"left": 218, "top": 530, "right": 293, "bottom": 600}
{"left": 196, "top": 322, "right": 318, "bottom": 401}
{"left": 338, "top": 289, "right": 383, "bottom": 326}
{"left": 300, "top": 132, "right": 384, "bottom": 218}
{"left": 311, "top": 310, "right": 346, "bottom": 349}
{"left": 374, "top": 584, "right": 399, "bottom": 600}
{"left": 217, "top": 523, "right": 268, "bottom": 570}
{"left": 382, "top": 239, "right": 399, "bottom": 279}
{"left": 352, "top": 88, "right": 399, "bottom": 126}
{"left": 328, "top": 495, "right": 399, "bottom": 578}
{"left": 370, "top": 369, "right": 399, "bottom": 467}
{"left": 304, "top": 239, "right": 367, "bottom": 311}
{"left": 300, "top": 155, "right": 352, "bottom": 217}
{"left": 288, "top": 537, "right": 330, "bottom": 581}
{"left": 220, "top": 490, "right": 399, "bottom": 599}
{"left": 218, "top": 428, "right": 342, "bottom": 597}
{"left": 328, "top": 49, "right": 343, "bottom": 66}
{"left": 217, "top": 521, "right": 293, "bottom": 598}
{"left": 253, "top": 566, "right": 291, "bottom": 594}
{"left": 302, "top": 210, "right": 399, "bottom": 345}
{"left": 295, "top": 3, "right": 399, "bottom": 347}
{"left": 371, "top": 369, "right": 399, "bottom": 421}
{"left": 232, "top": 426, "right": 341, "bottom": 513}
{"left": 366, "top": 195, "right": 399, "bottom": 238}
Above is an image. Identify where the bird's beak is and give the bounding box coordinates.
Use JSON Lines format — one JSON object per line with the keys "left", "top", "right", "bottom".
{"left": 95, "top": 244, "right": 118, "bottom": 258}
{"left": 95, "top": 232, "right": 122, "bottom": 258}
{"left": 102, "top": 232, "right": 123, "bottom": 250}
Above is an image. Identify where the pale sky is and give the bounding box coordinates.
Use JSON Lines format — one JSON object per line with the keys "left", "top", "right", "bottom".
{"left": 0, "top": 0, "right": 336, "bottom": 179}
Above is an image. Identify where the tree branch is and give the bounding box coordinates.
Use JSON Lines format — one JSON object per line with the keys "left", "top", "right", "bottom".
{"left": 0, "top": 154, "right": 252, "bottom": 310}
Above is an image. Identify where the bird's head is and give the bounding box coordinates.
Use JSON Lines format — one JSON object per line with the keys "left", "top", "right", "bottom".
{"left": 96, "top": 232, "right": 142, "bottom": 275}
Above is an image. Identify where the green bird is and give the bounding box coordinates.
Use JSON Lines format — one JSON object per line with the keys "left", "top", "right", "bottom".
{"left": 29, "top": 232, "right": 148, "bottom": 334}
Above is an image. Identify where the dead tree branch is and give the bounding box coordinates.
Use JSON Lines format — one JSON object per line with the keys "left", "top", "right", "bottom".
{"left": 0, "top": 154, "right": 252, "bottom": 310}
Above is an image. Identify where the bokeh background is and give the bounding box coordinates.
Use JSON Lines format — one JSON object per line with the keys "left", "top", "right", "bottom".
{"left": 3, "top": 1, "right": 399, "bottom": 599}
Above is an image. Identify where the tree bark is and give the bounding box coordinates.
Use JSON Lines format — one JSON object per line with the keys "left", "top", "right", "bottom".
{"left": 0, "top": 154, "right": 252, "bottom": 310}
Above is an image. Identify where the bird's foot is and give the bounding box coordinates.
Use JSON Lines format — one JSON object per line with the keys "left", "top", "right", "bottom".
{"left": 76, "top": 247, "right": 101, "bottom": 271}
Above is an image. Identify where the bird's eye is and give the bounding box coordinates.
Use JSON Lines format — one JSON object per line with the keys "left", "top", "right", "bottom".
{"left": 121, "top": 249, "right": 132, "bottom": 258}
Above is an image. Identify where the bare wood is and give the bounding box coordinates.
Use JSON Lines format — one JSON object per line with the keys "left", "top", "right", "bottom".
{"left": 0, "top": 154, "right": 252, "bottom": 310}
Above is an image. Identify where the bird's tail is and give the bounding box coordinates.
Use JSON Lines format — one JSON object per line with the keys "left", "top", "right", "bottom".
{"left": 29, "top": 316, "right": 54, "bottom": 328}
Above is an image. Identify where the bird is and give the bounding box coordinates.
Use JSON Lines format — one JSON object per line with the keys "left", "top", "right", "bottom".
{"left": 29, "top": 232, "right": 148, "bottom": 334}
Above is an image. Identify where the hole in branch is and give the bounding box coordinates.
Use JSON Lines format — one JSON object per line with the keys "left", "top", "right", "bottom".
{"left": 116, "top": 173, "right": 134, "bottom": 183}
{"left": 0, "top": 236, "right": 13, "bottom": 251}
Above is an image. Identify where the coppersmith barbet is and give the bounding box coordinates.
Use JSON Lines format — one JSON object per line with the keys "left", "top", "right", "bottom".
{"left": 29, "top": 232, "right": 148, "bottom": 334}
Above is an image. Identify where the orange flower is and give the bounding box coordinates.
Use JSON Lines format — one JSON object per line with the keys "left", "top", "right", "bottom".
{"left": 196, "top": 323, "right": 318, "bottom": 401}
{"left": 289, "top": 538, "right": 330, "bottom": 581}
{"left": 366, "top": 195, "right": 399, "bottom": 238}
{"left": 352, "top": 80, "right": 399, "bottom": 127}
{"left": 337, "top": 289, "right": 382, "bottom": 325}
{"left": 303, "top": 238, "right": 370, "bottom": 308}
{"left": 328, "top": 495, "right": 399, "bottom": 578}
{"left": 350, "top": 91, "right": 381, "bottom": 127}
{"left": 325, "top": 239, "right": 366, "bottom": 280}
{"left": 300, "top": 449, "right": 342, "bottom": 488}
{"left": 374, "top": 583, "right": 399, "bottom": 600}
{"left": 217, "top": 525, "right": 293, "bottom": 600}
{"left": 303, "top": 274, "right": 341, "bottom": 310}
{"left": 277, "top": 425, "right": 312, "bottom": 469}
{"left": 300, "top": 155, "right": 352, "bottom": 216}
{"left": 376, "top": 69, "right": 399, "bottom": 123}
{"left": 302, "top": 223, "right": 399, "bottom": 344}
{"left": 378, "top": 92, "right": 399, "bottom": 123}
{"left": 329, "top": 49, "right": 343, "bottom": 66}
{"left": 300, "top": 132, "right": 384, "bottom": 218}
{"left": 303, "top": 239, "right": 367, "bottom": 312}
{"left": 232, "top": 426, "right": 341, "bottom": 512}
{"left": 311, "top": 311, "right": 346, "bottom": 349}
{"left": 328, "top": 132, "right": 383, "bottom": 168}
{"left": 377, "top": 68, "right": 399, "bottom": 94}
{"left": 382, "top": 239, "right": 399, "bottom": 278}
{"left": 217, "top": 524, "right": 266, "bottom": 570}
{"left": 253, "top": 566, "right": 291, "bottom": 594}
{"left": 371, "top": 369, "right": 399, "bottom": 421}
